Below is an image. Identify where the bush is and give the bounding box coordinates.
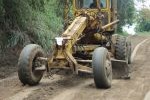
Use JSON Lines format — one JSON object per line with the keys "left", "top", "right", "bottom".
{"left": 0, "top": 0, "right": 64, "bottom": 52}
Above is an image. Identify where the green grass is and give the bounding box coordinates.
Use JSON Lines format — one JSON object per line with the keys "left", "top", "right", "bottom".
{"left": 137, "top": 31, "right": 150, "bottom": 36}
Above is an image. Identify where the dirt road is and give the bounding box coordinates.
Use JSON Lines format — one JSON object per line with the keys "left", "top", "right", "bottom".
{"left": 0, "top": 35, "right": 150, "bottom": 100}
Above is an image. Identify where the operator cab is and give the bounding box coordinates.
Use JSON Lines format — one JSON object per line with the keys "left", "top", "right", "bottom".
{"left": 72, "top": 0, "right": 116, "bottom": 30}
{"left": 75, "top": 0, "right": 107, "bottom": 9}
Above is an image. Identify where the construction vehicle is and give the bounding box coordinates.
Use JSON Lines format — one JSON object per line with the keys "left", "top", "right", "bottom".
{"left": 18, "top": 0, "right": 131, "bottom": 89}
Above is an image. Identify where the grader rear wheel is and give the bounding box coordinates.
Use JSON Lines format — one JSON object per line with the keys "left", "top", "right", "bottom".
{"left": 92, "top": 47, "right": 112, "bottom": 89}
{"left": 115, "top": 36, "right": 127, "bottom": 60}
{"left": 18, "top": 44, "right": 45, "bottom": 86}
{"left": 114, "top": 35, "right": 131, "bottom": 79}
{"left": 127, "top": 41, "right": 132, "bottom": 64}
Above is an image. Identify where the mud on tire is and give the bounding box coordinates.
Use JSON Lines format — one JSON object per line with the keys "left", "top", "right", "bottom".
{"left": 92, "top": 47, "right": 112, "bottom": 89}
{"left": 127, "top": 41, "right": 132, "bottom": 64}
{"left": 18, "top": 44, "right": 45, "bottom": 86}
{"left": 115, "top": 36, "right": 127, "bottom": 61}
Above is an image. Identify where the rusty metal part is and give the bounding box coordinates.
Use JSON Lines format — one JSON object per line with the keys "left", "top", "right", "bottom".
{"left": 101, "top": 20, "right": 119, "bottom": 30}
{"left": 111, "top": 59, "right": 130, "bottom": 79}
{"left": 94, "top": 33, "right": 106, "bottom": 41}
{"left": 78, "top": 65, "right": 93, "bottom": 74}
{"left": 76, "top": 60, "right": 92, "bottom": 63}
{"left": 74, "top": 45, "right": 99, "bottom": 52}
{"left": 37, "top": 57, "right": 48, "bottom": 61}
{"left": 35, "top": 65, "right": 46, "bottom": 71}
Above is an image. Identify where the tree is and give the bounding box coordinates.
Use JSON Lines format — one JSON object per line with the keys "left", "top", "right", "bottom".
{"left": 136, "top": 8, "right": 150, "bottom": 32}
{"left": 117, "top": 0, "right": 135, "bottom": 32}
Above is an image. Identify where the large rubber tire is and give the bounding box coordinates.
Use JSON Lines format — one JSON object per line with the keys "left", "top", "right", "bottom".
{"left": 18, "top": 44, "right": 45, "bottom": 86}
{"left": 115, "top": 36, "right": 128, "bottom": 61}
{"left": 92, "top": 47, "right": 112, "bottom": 89}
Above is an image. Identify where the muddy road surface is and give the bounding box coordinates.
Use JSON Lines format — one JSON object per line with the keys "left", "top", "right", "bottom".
{"left": 0, "top": 35, "right": 150, "bottom": 100}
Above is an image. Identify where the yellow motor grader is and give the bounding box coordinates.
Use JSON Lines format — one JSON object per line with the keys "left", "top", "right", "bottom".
{"left": 18, "top": 0, "right": 131, "bottom": 89}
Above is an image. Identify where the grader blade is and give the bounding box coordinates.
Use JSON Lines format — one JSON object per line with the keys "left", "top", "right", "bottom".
{"left": 111, "top": 59, "right": 130, "bottom": 79}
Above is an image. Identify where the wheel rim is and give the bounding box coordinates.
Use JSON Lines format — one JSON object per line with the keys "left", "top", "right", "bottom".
{"left": 31, "top": 53, "right": 44, "bottom": 79}
{"left": 105, "top": 53, "right": 112, "bottom": 81}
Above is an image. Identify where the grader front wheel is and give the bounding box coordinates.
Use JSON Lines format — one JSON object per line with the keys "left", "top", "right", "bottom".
{"left": 18, "top": 44, "right": 45, "bottom": 86}
{"left": 92, "top": 47, "right": 112, "bottom": 89}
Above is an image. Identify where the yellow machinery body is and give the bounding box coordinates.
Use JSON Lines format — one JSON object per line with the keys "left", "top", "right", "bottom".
{"left": 47, "top": 0, "right": 120, "bottom": 74}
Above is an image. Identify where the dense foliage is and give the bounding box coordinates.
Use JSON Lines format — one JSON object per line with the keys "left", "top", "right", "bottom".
{"left": 117, "top": 0, "right": 135, "bottom": 32}
{"left": 0, "top": 0, "right": 65, "bottom": 51}
{"left": 136, "top": 8, "right": 150, "bottom": 32}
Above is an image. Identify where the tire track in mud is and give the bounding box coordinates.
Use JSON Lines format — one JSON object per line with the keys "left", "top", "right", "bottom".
{"left": 0, "top": 75, "right": 62, "bottom": 100}
{"left": 50, "top": 78, "right": 121, "bottom": 100}
{"left": 51, "top": 79, "right": 92, "bottom": 100}
{"left": 131, "top": 39, "right": 148, "bottom": 62}
{"left": 23, "top": 75, "right": 92, "bottom": 100}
